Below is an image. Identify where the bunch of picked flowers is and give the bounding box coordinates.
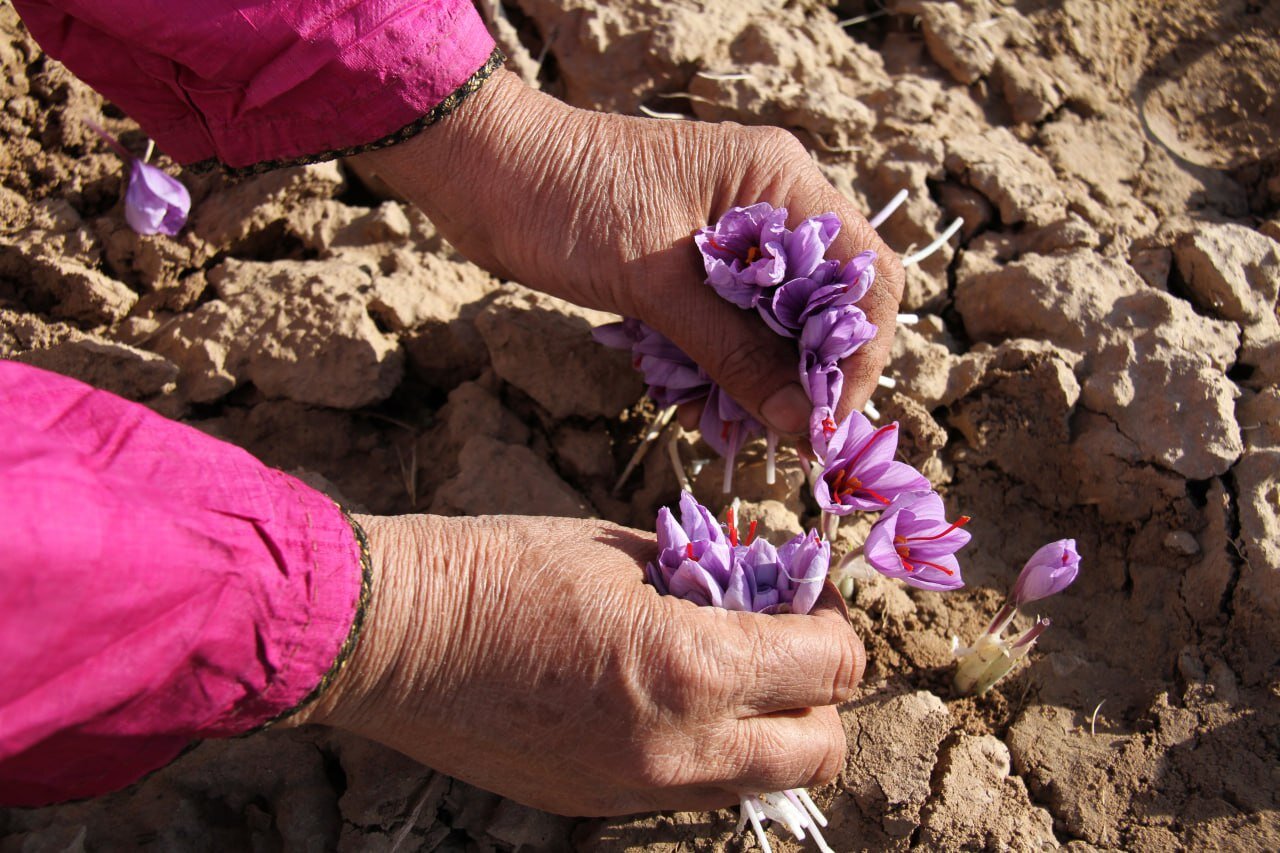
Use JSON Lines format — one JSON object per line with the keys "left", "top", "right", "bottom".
{"left": 600, "top": 201, "right": 1072, "bottom": 851}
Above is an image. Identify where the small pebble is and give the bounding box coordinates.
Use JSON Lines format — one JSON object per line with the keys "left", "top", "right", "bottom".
{"left": 1162, "top": 530, "right": 1200, "bottom": 556}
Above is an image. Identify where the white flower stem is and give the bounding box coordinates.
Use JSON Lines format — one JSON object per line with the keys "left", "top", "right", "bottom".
{"left": 666, "top": 430, "right": 692, "bottom": 493}
{"left": 896, "top": 312, "right": 920, "bottom": 325}
{"left": 765, "top": 429, "right": 778, "bottom": 485}
{"left": 902, "top": 217, "right": 964, "bottom": 267}
{"left": 868, "top": 188, "right": 908, "bottom": 229}
{"left": 795, "top": 789, "right": 828, "bottom": 828}
{"left": 864, "top": 401, "right": 881, "bottom": 421}
{"left": 877, "top": 375, "right": 896, "bottom": 389}
{"left": 741, "top": 797, "right": 773, "bottom": 853}
{"left": 612, "top": 405, "right": 676, "bottom": 495}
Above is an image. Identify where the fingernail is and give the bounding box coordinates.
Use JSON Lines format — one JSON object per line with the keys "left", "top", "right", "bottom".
{"left": 760, "top": 383, "right": 811, "bottom": 435}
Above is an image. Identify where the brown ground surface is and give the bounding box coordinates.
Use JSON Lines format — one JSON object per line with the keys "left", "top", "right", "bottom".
{"left": 2, "top": 0, "right": 1279, "bottom": 850}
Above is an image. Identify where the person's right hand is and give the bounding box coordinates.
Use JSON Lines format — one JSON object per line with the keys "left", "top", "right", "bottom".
{"left": 291, "top": 513, "right": 865, "bottom": 816}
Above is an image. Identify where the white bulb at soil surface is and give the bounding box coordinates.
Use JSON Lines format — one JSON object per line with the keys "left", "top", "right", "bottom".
{"left": 953, "top": 613, "right": 1050, "bottom": 695}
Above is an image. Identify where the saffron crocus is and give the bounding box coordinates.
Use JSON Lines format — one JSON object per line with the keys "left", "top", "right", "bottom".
{"left": 864, "top": 490, "right": 969, "bottom": 590}
{"left": 780, "top": 212, "right": 842, "bottom": 281}
{"left": 952, "top": 540, "right": 1080, "bottom": 695}
{"left": 85, "top": 118, "right": 190, "bottom": 237}
{"left": 1010, "top": 539, "right": 1079, "bottom": 606}
{"left": 775, "top": 531, "right": 830, "bottom": 616}
{"left": 593, "top": 319, "right": 711, "bottom": 407}
{"left": 646, "top": 493, "right": 830, "bottom": 616}
{"left": 762, "top": 251, "right": 876, "bottom": 336}
{"left": 799, "top": 304, "right": 877, "bottom": 412}
{"left": 124, "top": 159, "right": 190, "bottom": 236}
{"left": 694, "top": 203, "right": 789, "bottom": 308}
{"left": 814, "top": 412, "right": 931, "bottom": 514}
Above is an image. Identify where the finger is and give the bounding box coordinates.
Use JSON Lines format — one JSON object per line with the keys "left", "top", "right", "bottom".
{"left": 620, "top": 784, "right": 742, "bottom": 816}
{"left": 718, "top": 605, "right": 866, "bottom": 716}
{"left": 630, "top": 243, "right": 813, "bottom": 436}
{"left": 714, "top": 707, "right": 847, "bottom": 792}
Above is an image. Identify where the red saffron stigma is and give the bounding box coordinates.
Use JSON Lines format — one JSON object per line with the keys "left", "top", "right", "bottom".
{"left": 746, "top": 520, "right": 758, "bottom": 545}
{"left": 844, "top": 422, "right": 898, "bottom": 470}
{"left": 725, "top": 506, "right": 739, "bottom": 547}
{"left": 685, "top": 542, "right": 696, "bottom": 560}
{"left": 907, "top": 515, "right": 971, "bottom": 543}
{"left": 908, "top": 556, "right": 955, "bottom": 576}
{"left": 822, "top": 417, "right": 837, "bottom": 434}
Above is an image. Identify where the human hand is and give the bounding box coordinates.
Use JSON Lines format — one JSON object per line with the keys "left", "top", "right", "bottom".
{"left": 291, "top": 513, "right": 865, "bottom": 816}
{"left": 359, "top": 70, "right": 904, "bottom": 433}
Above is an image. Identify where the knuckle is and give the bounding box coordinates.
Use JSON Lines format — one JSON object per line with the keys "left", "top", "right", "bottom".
{"left": 753, "top": 125, "right": 808, "bottom": 163}
{"left": 654, "top": 632, "right": 732, "bottom": 716}
{"left": 729, "top": 723, "right": 798, "bottom": 790}
{"left": 829, "top": 628, "right": 867, "bottom": 703}
{"left": 809, "top": 709, "right": 848, "bottom": 785}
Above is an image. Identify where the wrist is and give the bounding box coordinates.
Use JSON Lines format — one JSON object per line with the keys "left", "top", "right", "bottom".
{"left": 285, "top": 514, "right": 429, "bottom": 732}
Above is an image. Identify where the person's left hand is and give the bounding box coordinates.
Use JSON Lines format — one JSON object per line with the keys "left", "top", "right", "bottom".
{"left": 358, "top": 69, "right": 904, "bottom": 434}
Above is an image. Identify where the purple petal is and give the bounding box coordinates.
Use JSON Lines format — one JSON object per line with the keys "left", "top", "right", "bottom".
{"left": 592, "top": 320, "right": 643, "bottom": 350}
{"left": 1011, "top": 539, "right": 1079, "bottom": 605}
{"left": 782, "top": 213, "right": 841, "bottom": 279}
{"left": 655, "top": 506, "right": 690, "bottom": 553}
{"left": 125, "top": 160, "right": 190, "bottom": 236}
{"left": 723, "top": 562, "right": 756, "bottom": 611}
{"left": 669, "top": 560, "right": 724, "bottom": 607}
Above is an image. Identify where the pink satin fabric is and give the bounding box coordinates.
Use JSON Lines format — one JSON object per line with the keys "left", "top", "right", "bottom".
{"left": 12, "top": 0, "right": 496, "bottom": 168}
{"left": 0, "top": 361, "right": 364, "bottom": 806}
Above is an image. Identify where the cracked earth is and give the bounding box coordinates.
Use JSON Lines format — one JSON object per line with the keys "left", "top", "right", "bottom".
{"left": 2, "top": 0, "right": 1278, "bottom": 850}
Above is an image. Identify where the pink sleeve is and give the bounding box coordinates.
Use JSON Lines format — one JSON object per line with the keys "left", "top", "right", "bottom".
{"left": 0, "top": 360, "right": 366, "bottom": 807}
{"left": 11, "top": 0, "right": 497, "bottom": 169}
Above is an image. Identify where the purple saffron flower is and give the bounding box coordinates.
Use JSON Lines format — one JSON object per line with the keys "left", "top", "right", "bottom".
{"left": 695, "top": 203, "right": 789, "bottom": 308}
{"left": 775, "top": 531, "right": 830, "bottom": 616}
{"left": 727, "top": 537, "right": 781, "bottom": 612}
{"left": 780, "top": 212, "right": 842, "bottom": 281}
{"left": 814, "top": 412, "right": 931, "bottom": 514}
{"left": 593, "top": 320, "right": 711, "bottom": 407}
{"left": 800, "top": 304, "right": 878, "bottom": 368}
{"left": 1010, "top": 539, "right": 1079, "bottom": 605}
{"left": 650, "top": 494, "right": 733, "bottom": 604}
{"left": 761, "top": 251, "right": 876, "bottom": 337}
{"left": 124, "top": 159, "right": 190, "bottom": 236}
{"left": 864, "top": 490, "right": 970, "bottom": 591}
{"left": 798, "top": 304, "right": 877, "bottom": 412}
{"left": 646, "top": 492, "right": 830, "bottom": 615}
{"left": 809, "top": 406, "right": 840, "bottom": 458}
{"left": 699, "top": 385, "right": 762, "bottom": 460}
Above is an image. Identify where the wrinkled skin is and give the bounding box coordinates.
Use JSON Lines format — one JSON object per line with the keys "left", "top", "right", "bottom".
{"left": 361, "top": 69, "right": 904, "bottom": 432}
{"left": 299, "top": 69, "right": 890, "bottom": 816}
{"left": 294, "top": 515, "right": 865, "bottom": 816}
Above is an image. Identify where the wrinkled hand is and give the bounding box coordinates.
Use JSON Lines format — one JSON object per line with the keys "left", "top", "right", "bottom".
{"left": 291, "top": 514, "right": 865, "bottom": 816}
{"left": 360, "top": 69, "right": 904, "bottom": 432}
